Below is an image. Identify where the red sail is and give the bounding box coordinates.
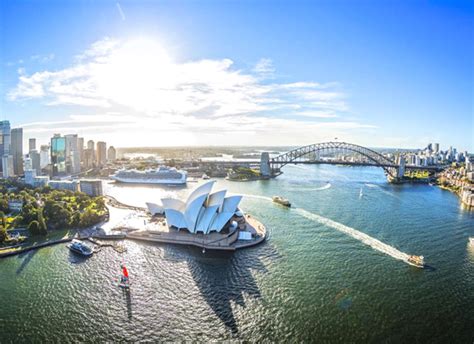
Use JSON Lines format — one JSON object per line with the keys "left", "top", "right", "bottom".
{"left": 122, "top": 266, "right": 129, "bottom": 278}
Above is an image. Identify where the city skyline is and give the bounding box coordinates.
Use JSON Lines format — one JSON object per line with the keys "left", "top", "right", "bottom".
{"left": 1, "top": 1, "right": 473, "bottom": 151}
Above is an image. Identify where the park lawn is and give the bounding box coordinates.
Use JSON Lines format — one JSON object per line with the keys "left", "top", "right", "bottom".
{"left": 23, "top": 229, "right": 75, "bottom": 247}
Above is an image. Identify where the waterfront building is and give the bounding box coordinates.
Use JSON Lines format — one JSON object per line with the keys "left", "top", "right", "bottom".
{"left": 39, "top": 145, "right": 50, "bottom": 169}
{"left": 51, "top": 134, "right": 67, "bottom": 176}
{"left": 0, "top": 121, "right": 11, "bottom": 174}
{"left": 33, "top": 175, "right": 50, "bottom": 187}
{"left": 1, "top": 155, "right": 14, "bottom": 178}
{"left": 159, "top": 180, "right": 242, "bottom": 234}
{"left": 79, "top": 179, "right": 103, "bottom": 196}
{"left": 96, "top": 141, "right": 107, "bottom": 167}
{"left": 107, "top": 146, "right": 116, "bottom": 162}
{"left": 29, "top": 138, "right": 36, "bottom": 152}
{"left": 65, "top": 134, "right": 81, "bottom": 174}
{"left": 48, "top": 180, "right": 79, "bottom": 192}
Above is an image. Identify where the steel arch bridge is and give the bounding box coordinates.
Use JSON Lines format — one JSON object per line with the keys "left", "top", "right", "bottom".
{"left": 268, "top": 141, "right": 399, "bottom": 177}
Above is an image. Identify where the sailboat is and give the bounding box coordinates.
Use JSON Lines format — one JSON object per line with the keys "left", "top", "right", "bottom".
{"left": 119, "top": 264, "right": 130, "bottom": 289}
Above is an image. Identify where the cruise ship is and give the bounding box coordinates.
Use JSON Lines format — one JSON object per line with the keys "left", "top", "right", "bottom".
{"left": 110, "top": 167, "right": 187, "bottom": 185}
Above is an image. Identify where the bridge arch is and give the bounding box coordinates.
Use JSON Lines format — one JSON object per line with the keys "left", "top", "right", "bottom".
{"left": 269, "top": 141, "right": 398, "bottom": 177}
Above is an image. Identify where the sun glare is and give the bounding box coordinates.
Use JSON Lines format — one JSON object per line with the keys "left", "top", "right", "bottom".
{"left": 95, "top": 37, "right": 173, "bottom": 111}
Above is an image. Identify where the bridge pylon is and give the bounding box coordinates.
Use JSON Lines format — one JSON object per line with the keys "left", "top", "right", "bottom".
{"left": 260, "top": 152, "right": 271, "bottom": 177}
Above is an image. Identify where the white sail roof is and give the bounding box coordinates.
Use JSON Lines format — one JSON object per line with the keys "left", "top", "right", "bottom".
{"left": 160, "top": 181, "right": 242, "bottom": 234}
{"left": 146, "top": 202, "right": 164, "bottom": 215}
{"left": 195, "top": 205, "right": 219, "bottom": 234}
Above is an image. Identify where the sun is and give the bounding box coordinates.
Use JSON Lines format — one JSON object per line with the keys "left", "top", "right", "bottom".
{"left": 95, "top": 37, "right": 174, "bottom": 112}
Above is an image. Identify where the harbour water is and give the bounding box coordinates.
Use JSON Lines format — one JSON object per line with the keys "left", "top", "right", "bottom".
{"left": 1, "top": 165, "right": 473, "bottom": 342}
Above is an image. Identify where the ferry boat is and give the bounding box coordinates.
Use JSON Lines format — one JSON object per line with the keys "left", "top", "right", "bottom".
{"left": 407, "top": 255, "right": 425, "bottom": 268}
{"left": 272, "top": 196, "right": 291, "bottom": 207}
{"left": 67, "top": 239, "right": 93, "bottom": 257}
{"left": 110, "top": 166, "right": 187, "bottom": 185}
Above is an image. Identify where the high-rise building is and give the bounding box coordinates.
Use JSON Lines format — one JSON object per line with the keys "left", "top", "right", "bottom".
{"left": 51, "top": 134, "right": 67, "bottom": 176}
{"left": 87, "top": 140, "right": 95, "bottom": 165}
{"left": 107, "top": 146, "right": 116, "bottom": 162}
{"left": 65, "top": 134, "right": 81, "bottom": 174}
{"left": 11, "top": 128, "right": 23, "bottom": 176}
{"left": 40, "top": 145, "right": 50, "bottom": 169}
{"left": 1, "top": 155, "right": 14, "bottom": 178}
{"left": 0, "top": 121, "right": 11, "bottom": 173}
{"left": 433, "top": 143, "right": 439, "bottom": 154}
{"left": 96, "top": 141, "right": 107, "bottom": 167}
{"left": 83, "top": 149, "right": 94, "bottom": 169}
{"left": 23, "top": 156, "right": 33, "bottom": 170}
{"left": 28, "top": 150, "right": 41, "bottom": 174}
{"left": 29, "top": 138, "right": 36, "bottom": 152}
{"left": 78, "top": 137, "right": 84, "bottom": 163}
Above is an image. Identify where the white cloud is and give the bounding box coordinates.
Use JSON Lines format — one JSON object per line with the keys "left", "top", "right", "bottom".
{"left": 9, "top": 37, "right": 375, "bottom": 146}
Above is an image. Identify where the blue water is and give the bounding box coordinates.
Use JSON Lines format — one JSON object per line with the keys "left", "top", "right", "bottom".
{"left": 0, "top": 165, "right": 473, "bottom": 342}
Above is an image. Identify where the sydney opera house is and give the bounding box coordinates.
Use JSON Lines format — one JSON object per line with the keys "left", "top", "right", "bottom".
{"left": 146, "top": 181, "right": 244, "bottom": 234}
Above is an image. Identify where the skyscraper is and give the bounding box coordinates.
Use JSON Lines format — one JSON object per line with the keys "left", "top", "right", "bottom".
{"left": 0, "top": 121, "right": 11, "bottom": 174}
{"left": 78, "top": 137, "right": 84, "bottom": 163}
{"left": 65, "top": 134, "right": 81, "bottom": 174}
{"left": 51, "top": 134, "right": 67, "bottom": 176}
{"left": 11, "top": 128, "right": 23, "bottom": 176}
{"left": 1, "top": 155, "right": 14, "bottom": 178}
{"left": 39, "top": 145, "right": 50, "bottom": 169}
{"left": 96, "top": 141, "right": 107, "bottom": 167}
{"left": 29, "top": 150, "right": 41, "bottom": 174}
{"left": 29, "top": 138, "right": 36, "bottom": 152}
{"left": 87, "top": 140, "right": 95, "bottom": 165}
{"left": 107, "top": 146, "right": 116, "bottom": 162}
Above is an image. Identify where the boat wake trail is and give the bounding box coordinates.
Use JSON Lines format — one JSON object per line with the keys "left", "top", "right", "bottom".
{"left": 239, "top": 194, "right": 274, "bottom": 202}
{"left": 314, "top": 183, "right": 331, "bottom": 191}
{"left": 287, "top": 183, "right": 332, "bottom": 192}
{"left": 294, "top": 208, "right": 410, "bottom": 263}
{"left": 240, "top": 192, "right": 413, "bottom": 265}
{"left": 364, "top": 183, "right": 400, "bottom": 199}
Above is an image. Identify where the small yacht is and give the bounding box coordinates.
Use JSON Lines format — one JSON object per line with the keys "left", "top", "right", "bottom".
{"left": 67, "top": 239, "right": 93, "bottom": 257}
{"left": 407, "top": 255, "right": 425, "bottom": 268}
{"left": 202, "top": 173, "right": 210, "bottom": 180}
{"left": 469, "top": 237, "right": 474, "bottom": 246}
{"left": 272, "top": 196, "right": 291, "bottom": 207}
{"left": 119, "top": 264, "right": 130, "bottom": 289}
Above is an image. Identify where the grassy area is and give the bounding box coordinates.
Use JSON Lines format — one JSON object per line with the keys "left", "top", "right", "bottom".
{"left": 23, "top": 229, "right": 74, "bottom": 246}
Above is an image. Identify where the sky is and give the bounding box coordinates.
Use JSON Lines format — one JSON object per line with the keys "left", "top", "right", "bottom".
{"left": 0, "top": 0, "right": 473, "bottom": 151}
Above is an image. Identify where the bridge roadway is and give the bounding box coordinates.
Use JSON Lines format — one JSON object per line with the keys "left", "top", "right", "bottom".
{"left": 191, "top": 159, "right": 442, "bottom": 171}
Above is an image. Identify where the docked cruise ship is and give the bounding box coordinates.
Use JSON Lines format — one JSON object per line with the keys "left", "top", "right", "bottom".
{"left": 110, "top": 167, "right": 187, "bottom": 185}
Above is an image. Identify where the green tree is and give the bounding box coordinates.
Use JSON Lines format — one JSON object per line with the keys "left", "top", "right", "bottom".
{"left": 37, "top": 210, "right": 48, "bottom": 235}
{"left": 0, "top": 226, "right": 6, "bottom": 243}
{"left": 79, "top": 208, "right": 102, "bottom": 228}
{"left": 28, "top": 220, "right": 45, "bottom": 236}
